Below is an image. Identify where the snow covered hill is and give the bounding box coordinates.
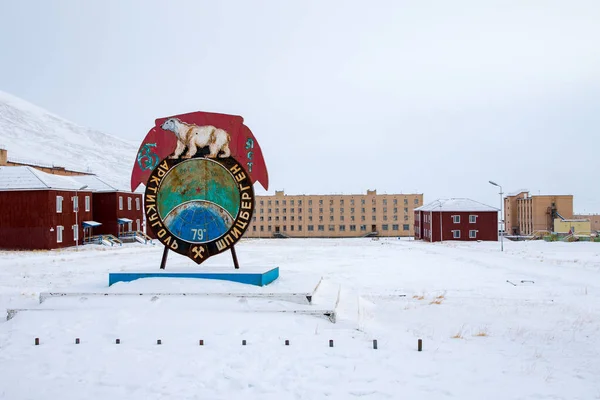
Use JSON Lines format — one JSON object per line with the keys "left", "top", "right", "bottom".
{"left": 0, "top": 90, "right": 138, "bottom": 191}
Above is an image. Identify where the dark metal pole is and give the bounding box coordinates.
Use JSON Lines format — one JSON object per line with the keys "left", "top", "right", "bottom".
{"left": 160, "top": 246, "right": 169, "bottom": 269}
{"left": 231, "top": 246, "right": 240, "bottom": 269}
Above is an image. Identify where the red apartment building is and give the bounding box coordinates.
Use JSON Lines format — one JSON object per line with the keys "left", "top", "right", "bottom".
{"left": 414, "top": 198, "right": 499, "bottom": 242}
{"left": 0, "top": 166, "right": 143, "bottom": 250}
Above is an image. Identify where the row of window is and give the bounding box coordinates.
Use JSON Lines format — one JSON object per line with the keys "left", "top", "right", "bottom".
{"left": 419, "top": 214, "right": 479, "bottom": 224}
{"left": 257, "top": 207, "right": 413, "bottom": 215}
{"left": 259, "top": 198, "right": 420, "bottom": 207}
{"left": 251, "top": 224, "right": 411, "bottom": 232}
{"left": 55, "top": 219, "right": 142, "bottom": 243}
{"left": 421, "top": 229, "right": 479, "bottom": 239}
{"left": 56, "top": 195, "right": 141, "bottom": 213}
{"left": 254, "top": 214, "right": 410, "bottom": 222}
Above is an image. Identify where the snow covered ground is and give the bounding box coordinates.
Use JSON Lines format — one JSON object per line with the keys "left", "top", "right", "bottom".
{"left": 0, "top": 238, "right": 599, "bottom": 400}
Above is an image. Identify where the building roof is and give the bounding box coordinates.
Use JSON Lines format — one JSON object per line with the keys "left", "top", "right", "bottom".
{"left": 0, "top": 166, "right": 89, "bottom": 191}
{"left": 415, "top": 198, "right": 499, "bottom": 212}
{"left": 70, "top": 174, "right": 119, "bottom": 192}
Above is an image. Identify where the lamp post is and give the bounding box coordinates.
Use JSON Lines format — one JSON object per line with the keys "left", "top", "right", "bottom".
{"left": 75, "top": 185, "right": 88, "bottom": 250}
{"left": 488, "top": 181, "right": 503, "bottom": 251}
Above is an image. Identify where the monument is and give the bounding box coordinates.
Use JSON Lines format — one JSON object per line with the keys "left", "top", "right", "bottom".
{"left": 111, "top": 111, "right": 276, "bottom": 285}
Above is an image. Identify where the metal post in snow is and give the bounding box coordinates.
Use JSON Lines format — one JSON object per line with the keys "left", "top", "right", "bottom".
{"left": 489, "top": 181, "right": 504, "bottom": 251}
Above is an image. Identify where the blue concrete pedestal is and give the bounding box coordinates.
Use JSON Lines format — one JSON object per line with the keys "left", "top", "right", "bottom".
{"left": 108, "top": 267, "right": 279, "bottom": 287}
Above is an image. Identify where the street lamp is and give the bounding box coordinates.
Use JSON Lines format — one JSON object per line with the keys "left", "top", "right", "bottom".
{"left": 489, "top": 181, "right": 503, "bottom": 251}
{"left": 75, "top": 185, "right": 88, "bottom": 250}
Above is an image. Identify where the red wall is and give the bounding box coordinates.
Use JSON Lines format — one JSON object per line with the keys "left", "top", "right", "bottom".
{"left": 415, "top": 210, "right": 498, "bottom": 242}
{"left": 0, "top": 189, "right": 93, "bottom": 250}
{"left": 92, "top": 192, "right": 143, "bottom": 237}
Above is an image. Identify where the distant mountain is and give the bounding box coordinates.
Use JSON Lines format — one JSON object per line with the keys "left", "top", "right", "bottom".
{"left": 0, "top": 90, "right": 138, "bottom": 191}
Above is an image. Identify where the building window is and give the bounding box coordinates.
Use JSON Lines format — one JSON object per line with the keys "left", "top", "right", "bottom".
{"left": 72, "top": 225, "right": 78, "bottom": 242}
{"left": 383, "top": 216, "right": 388, "bottom": 221}
{"left": 268, "top": 225, "right": 272, "bottom": 231}
{"left": 275, "top": 200, "right": 279, "bottom": 206}
{"left": 350, "top": 199, "right": 355, "bottom": 206}
{"left": 260, "top": 226, "right": 264, "bottom": 231}
{"left": 414, "top": 199, "right": 419, "bottom": 205}
{"left": 308, "top": 200, "right": 312, "bottom": 205}
{"left": 283, "top": 208, "right": 287, "bottom": 213}
{"left": 85, "top": 196, "right": 91, "bottom": 212}
{"left": 298, "top": 225, "right": 302, "bottom": 231}
{"left": 290, "top": 200, "right": 294, "bottom": 206}
{"left": 136, "top": 198, "right": 140, "bottom": 210}
{"left": 329, "top": 225, "right": 335, "bottom": 231}
{"left": 340, "top": 208, "right": 344, "bottom": 213}
{"left": 372, "top": 216, "right": 376, "bottom": 221}
{"left": 394, "top": 199, "right": 398, "bottom": 205}
{"left": 392, "top": 224, "right": 399, "bottom": 230}
{"left": 309, "top": 216, "right": 313, "bottom": 221}
{"left": 403, "top": 224, "right": 410, "bottom": 231}
{"left": 453, "top": 215, "right": 460, "bottom": 223}
{"left": 306, "top": 224, "right": 313, "bottom": 231}
{"left": 128, "top": 197, "right": 132, "bottom": 210}
{"left": 260, "top": 200, "right": 264, "bottom": 206}
{"left": 340, "top": 216, "right": 344, "bottom": 221}
{"left": 452, "top": 230, "right": 461, "bottom": 238}
{"left": 268, "top": 200, "right": 272, "bottom": 206}
{"left": 290, "top": 225, "right": 294, "bottom": 231}
{"left": 361, "top": 208, "right": 365, "bottom": 213}
{"left": 283, "top": 200, "right": 286, "bottom": 206}
{"left": 291, "top": 208, "right": 294, "bottom": 213}
{"left": 276, "top": 208, "right": 279, "bottom": 214}
{"left": 298, "top": 200, "right": 303, "bottom": 206}
{"left": 329, "top": 216, "right": 334, "bottom": 221}
{"left": 361, "top": 199, "right": 365, "bottom": 205}
{"left": 382, "top": 224, "right": 389, "bottom": 230}
{"left": 318, "top": 225, "right": 324, "bottom": 231}
{"left": 319, "top": 216, "right": 323, "bottom": 222}
{"left": 361, "top": 216, "right": 365, "bottom": 221}
{"left": 119, "top": 196, "right": 123, "bottom": 210}
{"left": 57, "top": 225, "right": 64, "bottom": 243}
{"left": 298, "top": 208, "right": 302, "bottom": 213}
{"left": 56, "top": 196, "right": 63, "bottom": 213}
{"left": 383, "top": 207, "right": 387, "bottom": 213}
{"left": 350, "top": 225, "right": 356, "bottom": 231}
{"left": 469, "top": 230, "right": 477, "bottom": 238}
{"left": 136, "top": 219, "right": 140, "bottom": 231}
{"left": 360, "top": 225, "right": 366, "bottom": 231}
{"left": 339, "top": 225, "right": 345, "bottom": 231}
{"left": 329, "top": 208, "right": 334, "bottom": 213}
{"left": 469, "top": 215, "right": 477, "bottom": 223}
{"left": 404, "top": 199, "right": 408, "bottom": 205}
{"left": 351, "top": 216, "right": 355, "bottom": 222}
{"left": 394, "top": 216, "right": 398, "bottom": 221}
{"left": 253, "top": 226, "right": 257, "bottom": 231}
{"left": 393, "top": 208, "right": 397, "bottom": 214}
{"left": 383, "top": 199, "right": 387, "bottom": 205}
{"left": 372, "top": 208, "right": 376, "bottom": 213}
{"left": 72, "top": 196, "right": 78, "bottom": 212}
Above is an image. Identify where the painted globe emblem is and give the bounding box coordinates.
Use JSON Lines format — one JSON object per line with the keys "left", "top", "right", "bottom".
{"left": 145, "top": 154, "right": 255, "bottom": 264}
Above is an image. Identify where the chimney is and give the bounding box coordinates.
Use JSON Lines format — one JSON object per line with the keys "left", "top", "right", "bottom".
{"left": 0, "top": 148, "right": 7, "bottom": 166}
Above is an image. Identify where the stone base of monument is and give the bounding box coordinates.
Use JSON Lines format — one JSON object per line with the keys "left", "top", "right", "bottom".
{"left": 108, "top": 267, "right": 279, "bottom": 287}
{"left": 15, "top": 273, "right": 339, "bottom": 323}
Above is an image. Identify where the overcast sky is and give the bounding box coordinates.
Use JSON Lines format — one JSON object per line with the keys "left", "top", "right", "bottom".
{"left": 1, "top": 0, "right": 599, "bottom": 212}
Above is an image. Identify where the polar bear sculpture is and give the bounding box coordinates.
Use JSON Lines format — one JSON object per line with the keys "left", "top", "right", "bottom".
{"left": 161, "top": 117, "right": 231, "bottom": 159}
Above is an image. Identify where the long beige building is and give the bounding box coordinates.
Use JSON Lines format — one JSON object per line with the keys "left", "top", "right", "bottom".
{"left": 245, "top": 190, "right": 423, "bottom": 238}
{"left": 504, "top": 191, "right": 573, "bottom": 235}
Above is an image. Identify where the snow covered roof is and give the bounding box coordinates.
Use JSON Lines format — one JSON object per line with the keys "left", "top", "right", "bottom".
{"left": 415, "top": 198, "right": 499, "bottom": 212}
{"left": 70, "top": 174, "right": 120, "bottom": 192}
{"left": 0, "top": 166, "right": 90, "bottom": 191}
{"left": 506, "top": 189, "right": 529, "bottom": 196}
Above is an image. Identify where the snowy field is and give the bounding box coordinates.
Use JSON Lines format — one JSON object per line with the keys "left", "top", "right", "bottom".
{"left": 0, "top": 238, "right": 599, "bottom": 400}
